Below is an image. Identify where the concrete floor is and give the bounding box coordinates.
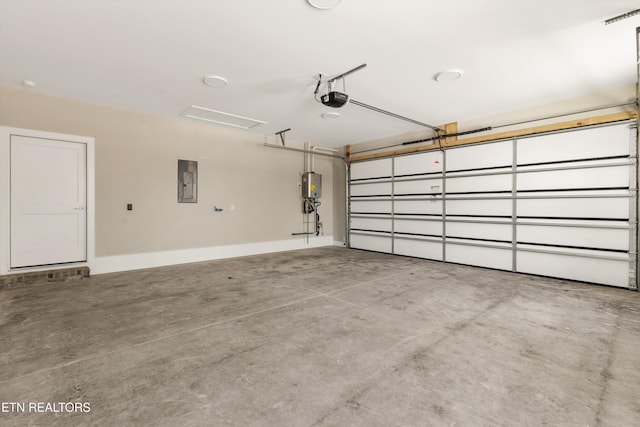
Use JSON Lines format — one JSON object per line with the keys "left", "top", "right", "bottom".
{"left": 1, "top": 247, "right": 639, "bottom": 426}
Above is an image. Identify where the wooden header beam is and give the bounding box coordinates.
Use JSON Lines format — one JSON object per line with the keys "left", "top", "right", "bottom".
{"left": 441, "top": 122, "right": 458, "bottom": 145}
{"left": 348, "top": 111, "right": 638, "bottom": 163}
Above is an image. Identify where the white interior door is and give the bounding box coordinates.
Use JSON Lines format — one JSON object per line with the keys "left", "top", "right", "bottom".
{"left": 10, "top": 135, "right": 87, "bottom": 267}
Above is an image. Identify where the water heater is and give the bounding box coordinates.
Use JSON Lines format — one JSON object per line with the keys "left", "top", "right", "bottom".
{"left": 301, "top": 172, "right": 322, "bottom": 199}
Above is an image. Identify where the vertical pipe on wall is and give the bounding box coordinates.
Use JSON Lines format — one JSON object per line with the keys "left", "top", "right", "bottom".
{"left": 304, "top": 142, "right": 310, "bottom": 244}
{"left": 310, "top": 145, "right": 339, "bottom": 171}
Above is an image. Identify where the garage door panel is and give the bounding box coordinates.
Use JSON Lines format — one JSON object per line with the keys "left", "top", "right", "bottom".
{"left": 517, "top": 223, "right": 629, "bottom": 251}
{"left": 350, "top": 200, "right": 392, "bottom": 214}
{"left": 517, "top": 165, "right": 630, "bottom": 191}
{"left": 517, "top": 196, "right": 629, "bottom": 219}
{"left": 447, "top": 141, "right": 512, "bottom": 171}
{"left": 350, "top": 182, "right": 392, "bottom": 196}
{"left": 350, "top": 217, "right": 392, "bottom": 232}
{"left": 351, "top": 159, "right": 392, "bottom": 180}
{"left": 517, "top": 124, "right": 630, "bottom": 164}
{"left": 446, "top": 243, "right": 512, "bottom": 270}
{"left": 394, "top": 151, "right": 443, "bottom": 176}
{"left": 447, "top": 222, "right": 512, "bottom": 242}
{"left": 394, "top": 237, "right": 443, "bottom": 261}
{"left": 447, "top": 174, "right": 511, "bottom": 194}
{"left": 394, "top": 218, "right": 442, "bottom": 236}
{"left": 350, "top": 233, "right": 392, "bottom": 253}
{"left": 395, "top": 199, "right": 443, "bottom": 215}
{"left": 446, "top": 198, "right": 512, "bottom": 217}
{"left": 394, "top": 178, "right": 443, "bottom": 195}
{"left": 516, "top": 250, "right": 629, "bottom": 288}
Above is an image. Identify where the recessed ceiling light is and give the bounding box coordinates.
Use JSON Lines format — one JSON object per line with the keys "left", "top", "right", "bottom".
{"left": 434, "top": 70, "right": 463, "bottom": 82}
{"left": 22, "top": 80, "right": 36, "bottom": 88}
{"left": 306, "top": 0, "right": 341, "bottom": 10}
{"left": 203, "top": 75, "right": 228, "bottom": 88}
{"left": 322, "top": 112, "right": 340, "bottom": 119}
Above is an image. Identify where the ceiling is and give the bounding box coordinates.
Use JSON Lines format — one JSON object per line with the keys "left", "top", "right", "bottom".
{"left": 0, "top": 0, "right": 639, "bottom": 148}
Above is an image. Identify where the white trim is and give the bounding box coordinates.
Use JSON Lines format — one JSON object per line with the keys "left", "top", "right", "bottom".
{"left": 92, "top": 236, "right": 335, "bottom": 275}
{"left": 0, "top": 126, "right": 95, "bottom": 276}
{"left": 0, "top": 129, "right": 9, "bottom": 274}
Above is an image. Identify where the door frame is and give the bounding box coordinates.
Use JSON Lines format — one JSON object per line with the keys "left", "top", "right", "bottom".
{"left": 0, "top": 126, "right": 95, "bottom": 275}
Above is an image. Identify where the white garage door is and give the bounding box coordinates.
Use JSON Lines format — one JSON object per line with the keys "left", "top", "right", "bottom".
{"left": 349, "top": 121, "right": 637, "bottom": 289}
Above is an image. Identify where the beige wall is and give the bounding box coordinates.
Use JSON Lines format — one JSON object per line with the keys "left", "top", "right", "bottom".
{"left": 0, "top": 86, "right": 340, "bottom": 259}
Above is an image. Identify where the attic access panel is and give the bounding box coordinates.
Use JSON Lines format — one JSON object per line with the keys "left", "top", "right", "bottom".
{"left": 182, "top": 105, "right": 266, "bottom": 130}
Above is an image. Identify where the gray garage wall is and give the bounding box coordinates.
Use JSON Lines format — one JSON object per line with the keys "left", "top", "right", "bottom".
{"left": 0, "top": 87, "right": 341, "bottom": 273}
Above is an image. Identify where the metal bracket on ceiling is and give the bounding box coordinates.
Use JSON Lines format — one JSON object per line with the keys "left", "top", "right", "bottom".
{"left": 275, "top": 128, "right": 291, "bottom": 146}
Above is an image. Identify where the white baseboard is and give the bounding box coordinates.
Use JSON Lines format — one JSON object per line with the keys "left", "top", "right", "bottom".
{"left": 91, "top": 236, "right": 335, "bottom": 275}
